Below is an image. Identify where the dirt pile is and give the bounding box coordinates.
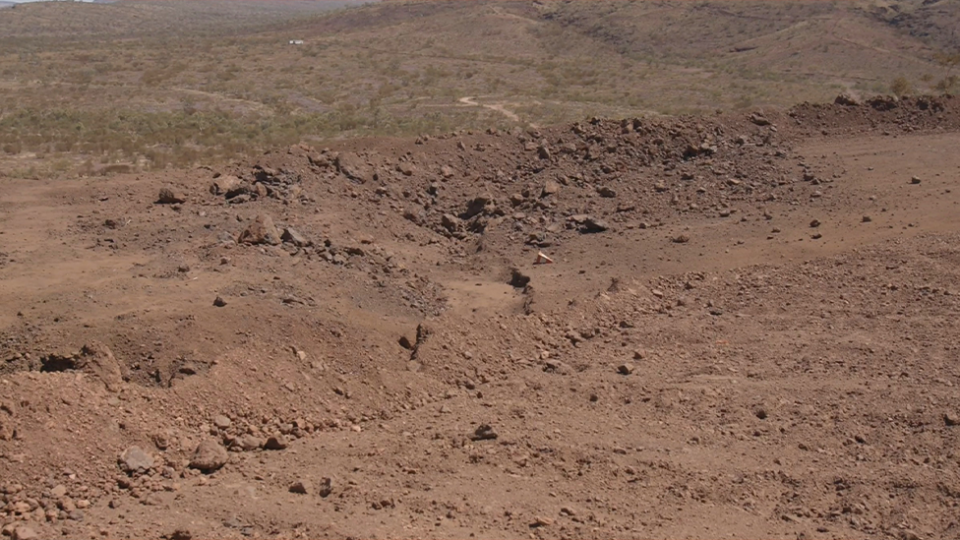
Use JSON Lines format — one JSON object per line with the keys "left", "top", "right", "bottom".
{"left": 1, "top": 94, "right": 960, "bottom": 539}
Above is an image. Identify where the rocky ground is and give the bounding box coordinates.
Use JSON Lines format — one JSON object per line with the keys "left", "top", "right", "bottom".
{"left": 2, "top": 94, "right": 960, "bottom": 540}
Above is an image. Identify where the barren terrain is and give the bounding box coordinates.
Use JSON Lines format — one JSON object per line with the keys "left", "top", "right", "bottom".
{"left": 3, "top": 1, "right": 960, "bottom": 540}
{"left": 2, "top": 93, "right": 960, "bottom": 539}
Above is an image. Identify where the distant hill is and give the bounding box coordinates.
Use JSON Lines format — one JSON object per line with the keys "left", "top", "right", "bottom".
{"left": 0, "top": 0, "right": 957, "bottom": 175}
{"left": 0, "top": 0, "right": 373, "bottom": 40}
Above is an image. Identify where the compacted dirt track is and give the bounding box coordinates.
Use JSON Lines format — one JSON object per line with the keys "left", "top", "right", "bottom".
{"left": 2, "top": 95, "right": 960, "bottom": 540}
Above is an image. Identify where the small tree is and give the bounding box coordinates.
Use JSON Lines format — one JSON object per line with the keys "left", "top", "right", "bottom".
{"left": 890, "top": 76, "right": 911, "bottom": 97}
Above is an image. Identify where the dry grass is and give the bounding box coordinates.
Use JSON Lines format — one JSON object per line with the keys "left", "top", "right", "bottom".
{"left": 0, "top": 0, "right": 957, "bottom": 177}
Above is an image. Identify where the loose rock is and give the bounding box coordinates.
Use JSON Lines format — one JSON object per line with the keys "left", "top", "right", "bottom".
{"left": 509, "top": 268, "right": 531, "bottom": 288}
{"left": 570, "top": 214, "right": 608, "bottom": 233}
{"left": 238, "top": 214, "right": 281, "bottom": 245}
{"left": 157, "top": 187, "right": 186, "bottom": 204}
{"left": 169, "top": 529, "right": 193, "bottom": 540}
{"left": 238, "top": 435, "right": 262, "bottom": 451}
{"left": 530, "top": 516, "right": 553, "bottom": 527}
{"left": 541, "top": 180, "right": 560, "bottom": 197}
{"left": 263, "top": 435, "right": 288, "bottom": 450}
{"left": 336, "top": 152, "right": 372, "bottom": 184}
{"left": 318, "top": 477, "right": 333, "bottom": 497}
{"left": 289, "top": 480, "right": 309, "bottom": 494}
{"left": 471, "top": 424, "right": 498, "bottom": 441}
{"left": 210, "top": 175, "right": 241, "bottom": 196}
{"left": 119, "top": 446, "right": 154, "bottom": 474}
{"left": 12, "top": 526, "right": 39, "bottom": 540}
{"left": 281, "top": 227, "right": 309, "bottom": 247}
{"left": 77, "top": 342, "right": 123, "bottom": 393}
{"left": 189, "top": 440, "right": 229, "bottom": 473}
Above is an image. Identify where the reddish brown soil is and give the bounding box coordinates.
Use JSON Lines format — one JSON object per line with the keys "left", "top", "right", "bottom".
{"left": 2, "top": 95, "right": 960, "bottom": 540}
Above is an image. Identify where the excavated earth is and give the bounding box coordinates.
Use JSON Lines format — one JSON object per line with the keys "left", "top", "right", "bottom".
{"left": 2, "top": 94, "right": 960, "bottom": 540}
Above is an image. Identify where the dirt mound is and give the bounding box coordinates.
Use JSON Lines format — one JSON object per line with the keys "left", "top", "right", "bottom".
{"left": 2, "top": 94, "right": 960, "bottom": 539}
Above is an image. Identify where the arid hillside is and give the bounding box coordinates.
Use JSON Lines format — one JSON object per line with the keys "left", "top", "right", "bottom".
{"left": 0, "top": 0, "right": 958, "bottom": 178}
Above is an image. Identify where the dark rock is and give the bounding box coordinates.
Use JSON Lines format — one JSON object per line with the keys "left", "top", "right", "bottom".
{"left": 169, "top": 529, "right": 193, "bottom": 540}
{"left": 867, "top": 95, "right": 899, "bottom": 111}
{"left": 509, "top": 268, "right": 531, "bottom": 288}
{"left": 157, "top": 188, "right": 186, "bottom": 204}
{"left": 570, "top": 215, "right": 608, "bottom": 234}
{"left": 318, "top": 477, "right": 333, "bottom": 497}
{"left": 213, "top": 297, "right": 227, "bottom": 307}
{"left": 462, "top": 196, "right": 493, "bottom": 219}
{"left": 834, "top": 94, "right": 861, "bottom": 106}
{"left": 263, "top": 436, "right": 288, "bottom": 450}
{"left": 289, "top": 481, "right": 309, "bottom": 495}
{"left": 471, "top": 424, "right": 498, "bottom": 441}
